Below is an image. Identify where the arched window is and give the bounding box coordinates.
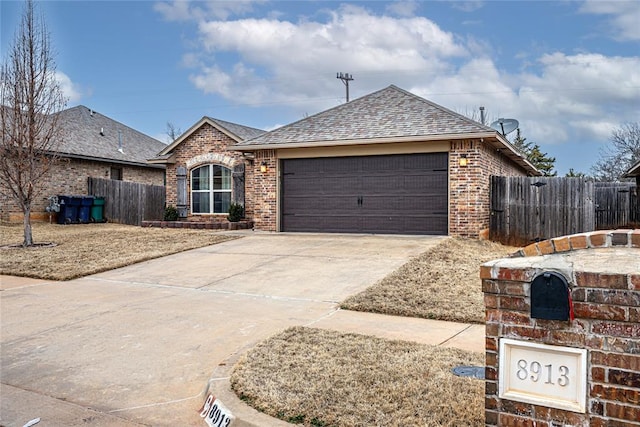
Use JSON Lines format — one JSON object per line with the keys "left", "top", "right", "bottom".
{"left": 191, "top": 164, "right": 232, "bottom": 214}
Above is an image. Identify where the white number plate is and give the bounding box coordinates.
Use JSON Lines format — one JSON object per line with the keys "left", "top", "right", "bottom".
{"left": 499, "top": 338, "right": 587, "bottom": 413}
{"left": 199, "top": 394, "right": 235, "bottom": 427}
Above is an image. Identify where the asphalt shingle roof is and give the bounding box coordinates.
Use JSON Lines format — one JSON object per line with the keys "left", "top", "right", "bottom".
{"left": 206, "top": 117, "right": 266, "bottom": 141}
{"left": 55, "top": 105, "right": 167, "bottom": 166}
{"left": 236, "top": 85, "right": 494, "bottom": 147}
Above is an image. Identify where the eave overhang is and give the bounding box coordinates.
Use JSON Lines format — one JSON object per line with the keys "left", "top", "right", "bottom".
{"left": 230, "top": 131, "right": 540, "bottom": 176}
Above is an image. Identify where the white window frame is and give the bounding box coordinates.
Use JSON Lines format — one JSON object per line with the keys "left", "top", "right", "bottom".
{"left": 190, "top": 164, "right": 232, "bottom": 214}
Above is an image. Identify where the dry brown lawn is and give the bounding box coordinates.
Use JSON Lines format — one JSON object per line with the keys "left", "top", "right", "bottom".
{"left": 0, "top": 222, "right": 236, "bottom": 280}
{"left": 231, "top": 237, "right": 516, "bottom": 425}
{"left": 3, "top": 225, "right": 512, "bottom": 426}
{"left": 341, "top": 238, "right": 516, "bottom": 324}
{"left": 232, "top": 327, "right": 485, "bottom": 427}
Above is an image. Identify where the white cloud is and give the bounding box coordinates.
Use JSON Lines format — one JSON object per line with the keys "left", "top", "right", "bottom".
{"left": 166, "top": 2, "right": 639, "bottom": 167}
{"left": 154, "top": 0, "right": 263, "bottom": 22}
{"left": 189, "top": 4, "right": 467, "bottom": 108}
{"left": 385, "top": 0, "right": 419, "bottom": 17}
{"left": 579, "top": 0, "right": 640, "bottom": 41}
{"left": 497, "top": 53, "right": 639, "bottom": 145}
{"left": 451, "top": 1, "right": 484, "bottom": 13}
{"left": 56, "top": 71, "right": 83, "bottom": 103}
{"left": 404, "top": 52, "right": 640, "bottom": 147}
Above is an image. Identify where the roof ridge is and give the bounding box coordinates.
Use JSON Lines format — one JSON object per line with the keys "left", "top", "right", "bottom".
{"left": 241, "top": 85, "right": 398, "bottom": 143}
{"left": 59, "top": 105, "right": 164, "bottom": 144}
{"left": 206, "top": 116, "right": 265, "bottom": 133}
{"left": 387, "top": 85, "right": 493, "bottom": 131}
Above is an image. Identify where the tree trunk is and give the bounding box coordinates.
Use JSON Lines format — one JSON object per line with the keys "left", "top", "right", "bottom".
{"left": 23, "top": 205, "right": 33, "bottom": 246}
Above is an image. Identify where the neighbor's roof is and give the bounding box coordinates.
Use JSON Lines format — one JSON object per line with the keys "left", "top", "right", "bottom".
{"left": 623, "top": 158, "right": 640, "bottom": 177}
{"left": 55, "top": 105, "right": 167, "bottom": 168}
{"left": 154, "top": 116, "right": 266, "bottom": 161}
{"left": 234, "top": 85, "right": 539, "bottom": 175}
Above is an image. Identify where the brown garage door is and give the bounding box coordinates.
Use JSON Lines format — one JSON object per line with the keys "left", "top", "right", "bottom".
{"left": 281, "top": 153, "right": 448, "bottom": 234}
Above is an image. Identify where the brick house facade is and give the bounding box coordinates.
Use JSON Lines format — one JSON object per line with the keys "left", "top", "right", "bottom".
{"left": 154, "top": 86, "right": 538, "bottom": 237}
{"left": 151, "top": 117, "right": 266, "bottom": 224}
{"left": 0, "top": 105, "right": 166, "bottom": 222}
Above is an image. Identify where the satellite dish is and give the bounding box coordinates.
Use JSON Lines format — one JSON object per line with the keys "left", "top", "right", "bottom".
{"left": 490, "top": 118, "right": 519, "bottom": 136}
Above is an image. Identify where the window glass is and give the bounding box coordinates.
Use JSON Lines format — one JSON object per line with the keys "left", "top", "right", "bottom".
{"left": 192, "top": 192, "right": 210, "bottom": 214}
{"left": 191, "top": 164, "right": 232, "bottom": 214}
{"left": 192, "top": 165, "right": 210, "bottom": 191}
{"left": 213, "top": 166, "right": 232, "bottom": 190}
{"left": 214, "top": 192, "right": 231, "bottom": 214}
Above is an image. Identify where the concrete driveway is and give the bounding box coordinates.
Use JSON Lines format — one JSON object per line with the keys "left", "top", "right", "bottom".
{"left": 1, "top": 233, "right": 444, "bottom": 426}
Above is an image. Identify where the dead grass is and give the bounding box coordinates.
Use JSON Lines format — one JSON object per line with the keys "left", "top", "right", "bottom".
{"left": 341, "top": 238, "right": 516, "bottom": 324}
{"left": 0, "top": 222, "right": 236, "bottom": 280}
{"left": 232, "top": 327, "right": 485, "bottom": 427}
{"left": 232, "top": 238, "right": 515, "bottom": 424}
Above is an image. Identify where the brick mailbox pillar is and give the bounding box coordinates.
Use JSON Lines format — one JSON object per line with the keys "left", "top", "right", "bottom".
{"left": 481, "top": 230, "right": 639, "bottom": 426}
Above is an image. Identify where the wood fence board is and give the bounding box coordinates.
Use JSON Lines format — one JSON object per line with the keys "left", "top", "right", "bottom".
{"left": 490, "top": 177, "right": 600, "bottom": 246}
{"left": 88, "top": 178, "right": 165, "bottom": 226}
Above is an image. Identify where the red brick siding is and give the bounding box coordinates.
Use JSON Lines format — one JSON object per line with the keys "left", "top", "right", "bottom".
{"left": 0, "top": 158, "right": 164, "bottom": 222}
{"left": 482, "top": 231, "right": 640, "bottom": 427}
{"left": 449, "top": 139, "right": 527, "bottom": 238}
{"left": 164, "top": 123, "right": 252, "bottom": 222}
{"left": 251, "top": 150, "right": 277, "bottom": 231}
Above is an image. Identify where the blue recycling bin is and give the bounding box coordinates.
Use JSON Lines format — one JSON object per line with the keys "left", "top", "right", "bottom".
{"left": 78, "top": 196, "right": 95, "bottom": 223}
{"left": 57, "top": 195, "right": 79, "bottom": 224}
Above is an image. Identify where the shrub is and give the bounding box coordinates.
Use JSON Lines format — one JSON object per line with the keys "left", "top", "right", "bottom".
{"left": 227, "top": 203, "right": 244, "bottom": 222}
{"left": 163, "top": 205, "right": 179, "bottom": 221}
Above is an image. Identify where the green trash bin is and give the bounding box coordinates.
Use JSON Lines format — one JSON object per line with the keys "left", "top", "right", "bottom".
{"left": 91, "top": 197, "right": 105, "bottom": 222}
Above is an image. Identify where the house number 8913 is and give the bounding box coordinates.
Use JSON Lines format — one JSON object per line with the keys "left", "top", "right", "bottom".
{"left": 516, "top": 359, "right": 570, "bottom": 386}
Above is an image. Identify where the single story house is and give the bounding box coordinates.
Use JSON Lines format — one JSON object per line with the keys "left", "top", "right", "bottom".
{"left": 0, "top": 105, "right": 167, "bottom": 222}
{"left": 153, "top": 85, "right": 539, "bottom": 237}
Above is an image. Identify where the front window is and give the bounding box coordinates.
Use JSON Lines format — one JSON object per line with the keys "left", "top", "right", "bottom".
{"left": 191, "top": 165, "right": 231, "bottom": 214}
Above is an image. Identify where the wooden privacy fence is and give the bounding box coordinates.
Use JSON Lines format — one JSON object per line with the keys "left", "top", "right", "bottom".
{"left": 88, "top": 178, "right": 165, "bottom": 226}
{"left": 490, "top": 177, "right": 595, "bottom": 246}
{"left": 594, "top": 182, "right": 639, "bottom": 229}
{"left": 490, "top": 176, "right": 639, "bottom": 245}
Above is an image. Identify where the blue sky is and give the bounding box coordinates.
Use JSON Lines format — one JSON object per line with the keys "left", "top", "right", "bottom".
{"left": 1, "top": 0, "right": 639, "bottom": 175}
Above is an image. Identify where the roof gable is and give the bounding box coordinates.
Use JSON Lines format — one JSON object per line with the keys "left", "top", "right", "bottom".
{"left": 158, "top": 116, "right": 266, "bottom": 157}
{"left": 236, "top": 85, "right": 494, "bottom": 147}
{"left": 55, "top": 105, "right": 167, "bottom": 167}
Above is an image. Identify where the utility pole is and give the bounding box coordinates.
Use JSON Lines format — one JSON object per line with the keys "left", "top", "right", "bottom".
{"left": 336, "top": 72, "right": 354, "bottom": 102}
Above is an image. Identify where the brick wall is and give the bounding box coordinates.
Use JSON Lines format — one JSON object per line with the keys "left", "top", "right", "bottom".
{"left": 482, "top": 230, "right": 640, "bottom": 426}
{"left": 164, "top": 123, "right": 251, "bottom": 222}
{"left": 449, "top": 139, "right": 527, "bottom": 238}
{"left": 251, "top": 150, "right": 277, "bottom": 231}
{"left": 0, "top": 158, "right": 164, "bottom": 222}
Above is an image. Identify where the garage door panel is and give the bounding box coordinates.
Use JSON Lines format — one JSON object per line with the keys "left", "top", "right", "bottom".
{"left": 281, "top": 153, "right": 448, "bottom": 235}
{"left": 404, "top": 174, "right": 448, "bottom": 191}
{"left": 362, "top": 195, "right": 448, "bottom": 212}
{"left": 283, "top": 215, "right": 363, "bottom": 233}
{"left": 283, "top": 195, "right": 360, "bottom": 213}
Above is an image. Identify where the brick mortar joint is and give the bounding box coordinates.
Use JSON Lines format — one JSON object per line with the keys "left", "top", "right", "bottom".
{"left": 512, "top": 229, "right": 639, "bottom": 258}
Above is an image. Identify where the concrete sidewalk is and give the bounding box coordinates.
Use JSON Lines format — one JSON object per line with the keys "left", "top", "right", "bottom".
{"left": 1, "top": 233, "right": 485, "bottom": 427}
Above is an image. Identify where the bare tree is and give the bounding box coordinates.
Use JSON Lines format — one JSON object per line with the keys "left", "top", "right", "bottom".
{"left": 591, "top": 122, "right": 640, "bottom": 182}
{"left": 165, "top": 121, "right": 182, "bottom": 142}
{"left": 0, "top": 0, "right": 66, "bottom": 246}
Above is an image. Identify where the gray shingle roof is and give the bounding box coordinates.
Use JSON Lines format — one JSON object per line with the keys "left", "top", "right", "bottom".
{"left": 206, "top": 117, "right": 266, "bottom": 141}
{"left": 55, "top": 105, "right": 167, "bottom": 166}
{"left": 236, "top": 85, "right": 494, "bottom": 147}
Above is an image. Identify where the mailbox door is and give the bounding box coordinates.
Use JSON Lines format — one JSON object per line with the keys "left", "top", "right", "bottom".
{"left": 531, "top": 272, "right": 570, "bottom": 321}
